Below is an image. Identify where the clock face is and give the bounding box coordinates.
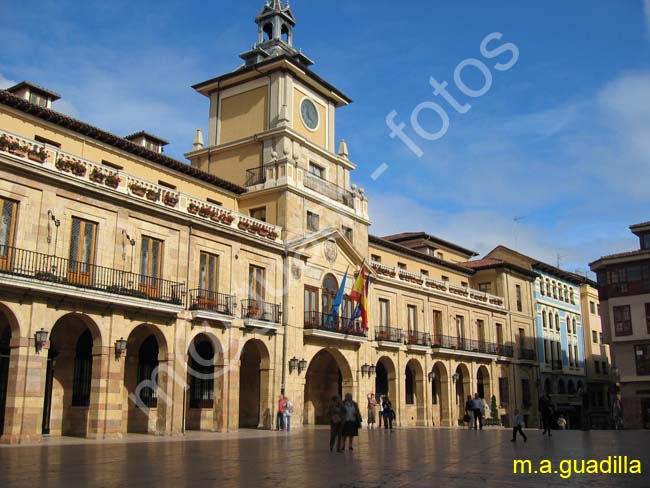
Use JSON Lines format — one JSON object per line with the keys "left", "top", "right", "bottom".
{"left": 300, "top": 98, "right": 319, "bottom": 131}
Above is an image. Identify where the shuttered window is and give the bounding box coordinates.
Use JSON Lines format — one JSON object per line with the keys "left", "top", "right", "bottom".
{"left": 0, "top": 198, "right": 18, "bottom": 257}
{"left": 69, "top": 218, "right": 97, "bottom": 272}
{"left": 140, "top": 237, "right": 163, "bottom": 278}
{"left": 199, "top": 252, "right": 219, "bottom": 292}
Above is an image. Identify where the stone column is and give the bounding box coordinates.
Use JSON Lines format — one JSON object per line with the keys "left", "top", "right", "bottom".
{"left": 87, "top": 345, "right": 124, "bottom": 439}
{"left": 0, "top": 338, "right": 47, "bottom": 444}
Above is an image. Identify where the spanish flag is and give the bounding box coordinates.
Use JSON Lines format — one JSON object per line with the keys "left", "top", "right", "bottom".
{"left": 350, "top": 266, "right": 369, "bottom": 330}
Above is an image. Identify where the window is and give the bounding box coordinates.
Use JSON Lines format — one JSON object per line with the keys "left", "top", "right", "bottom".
{"left": 570, "top": 289, "right": 575, "bottom": 304}
{"left": 594, "top": 360, "right": 600, "bottom": 373}
{"left": 479, "top": 282, "right": 492, "bottom": 294}
{"left": 407, "top": 305, "right": 417, "bottom": 332}
{"left": 405, "top": 365, "right": 415, "bottom": 404}
{"left": 250, "top": 207, "right": 267, "bottom": 222}
{"left": 71, "top": 330, "right": 93, "bottom": 407}
{"left": 555, "top": 314, "right": 560, "bottom": 331}
{"left": 518, "top": 328, "right": 525, "bottom": 351}
{"left": 137, "top": 336, "right": 158, "bottom": 408}
{"left": 602, "top": 362, "right": 608, "bottom": 374}
{"left": 432, "top": 310, "right": 443, "bottom": 337}
{"left": 421, "top": 269, "right": 429, "bottom": 277}
{"left": 379, "top": 299, "right": 390, "bottom": 327}
{"left": 306, "top": 211, "right": 319, "bottom": 231}
{"left": 568, "top": 347, "right": 574, "bottom": 366}
{"left": 635, "top": 344, "right": 650, "bottom": 376}
{"left": 398, "top": 262, "right": 407, "bottom": 270}
{"left": 29, "top": 92, "right": 48, "bottom": 107}
{"left": 643, "top": 233, "right": 650, "bottom": 250}
{"left": 590, "top": 301, "right": 596, "bottom": 315}
{"left": 371, "top": 254, "right": 381, "bottom": 263}
{"left": 304, "top": 286, "right": 318, "bottom": 324}
{"left": 102, "top": 159, "right": 123, "bottom": 170}
{"left": 308, "top": 162, "right": 325, "bottom": 179}
{"left": 199, "top": 252, "right": 219, "bottom": 292}
{"left": 498, "top": 377, "right": 509, "bottom": 406}
{"left": 461, "top": 281, "right": 468, "bottom": 288}
{"left": 539, "top": 280, "right": 545, "bottom": 296}
{"left": 592, "top": 331, "right": 598, "bottom": 343}
{"left": 140, "top": 236, "right": 162, "bottom": 278}
{"left": 249, "top": 265, "right": 266, "bottom": 303}
{"left": 542, "top": 311, "right": 547, "bottom": 329}
{"left": 521, "top": 379, "right": 531, "bottom": 408}
{"left": 441, "top": 275, "right": 449, "bottom": 282}
{"left": 0, "top": 198, "right": 18, "bottom": 267}
{"left": 206, "top": 198, "right": 223, "bottom": 207}
{"left": 456, "top": 315, "right": 464, "bottom": 339}
{"left": 646, "top": 304, "right": 650, "bottom": 334}
{"left": 599, "top": 332, "right": 603, "bottom": 343}
{"left": 68, "top": 218, "right": 97, "bottom": 284}
{"left": 546, "top": 280, "right": 551, "bottom": 295}
{"left": 553, "top": 282, "right": 558, "bottom": 299}
{"left": 544, "top": 339, "right": 550, "bottom": 364}
{"left": 516, "top": 284, "right": 522, "bottom": 312}
{"left": 436, "top": 252, "right": 444, "bottom": 260}
{"left": 34, "top": 135, "right": 61, "bottom": 148}
{"left": 613, "top": 305, "right": 633, "bottom": 336}
{"left": 158, "top": 180, "right": 176, "bottom": 190}
{"left": 476, "top": 319, "right": 485, "bottom": 343}
{"left": 496, "top": 323, "right": 504, "bottom": 345}
{"left": 342, "top": 226, "right": 353, "bottom": 242}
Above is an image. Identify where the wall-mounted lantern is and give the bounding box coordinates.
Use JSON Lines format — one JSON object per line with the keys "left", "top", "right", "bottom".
{"left": 35, "top": 328, "right": 49, "bottom": 354}
{"left": 452, "top": 372, "right": 461, "bottom": 383}
{"left": 368, "top": 364, "right": 376, "bottom": 376}
{"left": 115, "top": 337, "right": 128, "bottom": 359}
{"left": 298, "top": 358, "right": 308, "bottom": 374}
{"left": 428, "top": 369, "right": 436, "bottom": 383}
{"left": 361, "top": 364, "right": 369, "bottom": 377}
{"left": 289, "top": 357, "right": 299, "bottom": 374}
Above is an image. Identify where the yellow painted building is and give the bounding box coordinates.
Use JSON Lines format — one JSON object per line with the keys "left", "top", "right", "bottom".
{"left": 0, "top": 1, "right": 540, "bottom": 443}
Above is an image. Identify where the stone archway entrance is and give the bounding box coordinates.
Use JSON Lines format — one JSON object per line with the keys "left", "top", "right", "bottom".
{"left": 123, "top": 324, "right": 168, "bottom": 434}
{"left": 375, "top": 356, "right": 397, "bottom": 402}
{"left": 0, "top": 317, "right": 10, "bottom": 437}
{"left": 304, "top": 349, "right": 352, "bottom": 425}
{"left": 239, "top": 339, "right": 271, "bottom": 429}
{"left": 185, "top": 333, "right": 223, "bottom": 432}
{"left": 404, "top": 359, "right": 425, "bottom": 426}
{"left": 431, "top": 361, "right": 450, "bottom": 427}
{"left": 477, "top": 366, "right": 491, "bottom": 401}
{"left": 454, "top": 364, "right": 471, "bottom": 424}
{"left": 41, "top": 314, "right": 101, "bottom": 437}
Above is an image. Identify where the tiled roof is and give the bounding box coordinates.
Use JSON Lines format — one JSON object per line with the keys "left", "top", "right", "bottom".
{"left": 459, "top": 258, "right": 504, "bottom": 268}
{"left": 381, "top": 231, "right": 478, "bottom": 257}
{"left": 459, "top": 257, "right": 539, "bottom": 279}
{"left": 0, "top": 89, "right": 246, "bottom": 195}
{"left": 595, "top": 249, "right": 650, "bottom": 260}
{"left": 124, "top": 131, "right": 170, "bottom": 145}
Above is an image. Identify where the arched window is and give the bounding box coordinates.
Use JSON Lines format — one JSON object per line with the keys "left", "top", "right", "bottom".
{"left": 542, "top": 310, "right": 547, "bottom": 328}
{"left": 570, "top": 289, "right": 575, "bottom": 304}
{"left": 557, "top": 379, "right": 566, "bottom": 394}
{"left": 281, "top": 24, "right": 290, "bottom": 43}
{"left": 322, "top": 274, "right": 339, "bottom": 315}
{"left": 540, "top": 280, "right": 545, "bottom": 296}
{"left": 555, "top": 314, "right": 560, "bottom": 331}
{"left": 558, "top": 286, "right": 564, "bottom": 302}
{"left": 431, "top": 374, "right": 438, "bottom": 405}
{"left": 72, "top": 329, "right": 93, "bottom": 407}
{"left": 263, "top": 23, "right": 273, "bottom": 41}
{"left": 568, "top": 380, "right": 576, "bottom": 395}
{"left": 137, "top": 335, "right": 159, "bottom": 408}
{"left": 544, "top": 378, "right": 552, "bottom": 395}
{"left": 189, "top": 338, "right": 215, "bottom": 409}
{"left": 552, "top": 282, "right": 558, "bottom": 299}
{"left": 546, "top": 280, "right": 551, "bottom": 295}
{"left": 405, "top": 365, "right": 414, "bottom": 405}
{"left": 572, "top": 318, "right": 577, "bottom": 335}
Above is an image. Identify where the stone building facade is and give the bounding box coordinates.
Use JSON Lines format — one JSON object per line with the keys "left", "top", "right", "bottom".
{"left": 0, "top": 1, "right": 543, "bottom": 443}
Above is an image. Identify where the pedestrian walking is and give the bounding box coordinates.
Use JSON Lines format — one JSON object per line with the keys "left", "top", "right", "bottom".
{"left": 557, "top": 414, "right": 567, "bottom": 430}
{"left": 613, "top": 394, "right": 624, "bottom": 430}
{"left": 327, "top": 395, "right": 344, "bottom": 452}
{"left": 539, "top": 393, "right": 553, "bottom": 437}
{"left": 465, "top": 395, "right": 474, "bottom": 430}
{"left": 277, "top": 393, "right": 286, "bottom": 431}
{"left": 284, "top": 397, "right": 293, "bottom": 432}
{"left": 367, "top": 393, "right": 377, "bottom": 429}
{"left": 472, "top": 393, "right": 484, "bottom": 430}
{"left": 378, "top": 395, "right": 385, "bottom": 428}
{"left": 341, "top": 393, "right": 362, "bottom": 450}
{"left": 383, "top": 396, "right": 394, "bottom": 429}
{"left": 511, "top": 409, "right": 527, "bottom": 442}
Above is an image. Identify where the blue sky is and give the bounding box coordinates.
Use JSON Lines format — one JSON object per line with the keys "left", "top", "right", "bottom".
{"left": 2, "top": 0, "right": 650, "bottom": 274}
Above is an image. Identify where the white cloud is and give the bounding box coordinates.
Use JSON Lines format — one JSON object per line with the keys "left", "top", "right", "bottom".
{"left": 0, "top": 74, "right": 16, "bottom": 89}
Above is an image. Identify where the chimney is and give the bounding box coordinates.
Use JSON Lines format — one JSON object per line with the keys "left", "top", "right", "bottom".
{"left": 338, "top": 139, "right": 349, "bottom": 159}
{"left": 193, "top": 129, "right": 204, "bottom": 151}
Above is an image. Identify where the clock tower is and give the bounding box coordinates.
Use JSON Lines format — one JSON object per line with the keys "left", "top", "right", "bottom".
{"left": 187, "top": 1, "right": 369, "bottom": 250}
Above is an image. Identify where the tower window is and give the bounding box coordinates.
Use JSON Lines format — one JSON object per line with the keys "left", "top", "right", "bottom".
{"left": 263, "top": 23, "right": 273, "bottom": 41}
{"left": 281, "top": 24, "right": 290, "bottom": 43}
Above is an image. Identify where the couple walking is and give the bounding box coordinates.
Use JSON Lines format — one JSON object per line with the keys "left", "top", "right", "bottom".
{"left": 276, "top": 393, "right": 293, "bottom": 431}
{"left": 328, "top": 393, "right": 362, "bottom": 451}
{"left": 464, "top": 393, "right": 489, "bottom": 430}
{"left": 369, "top": 393, "right": 394, "bottom": 429}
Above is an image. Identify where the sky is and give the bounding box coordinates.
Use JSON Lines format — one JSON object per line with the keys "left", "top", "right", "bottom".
{"left": 1, "top": 0, "right": 649, "bottom": 275}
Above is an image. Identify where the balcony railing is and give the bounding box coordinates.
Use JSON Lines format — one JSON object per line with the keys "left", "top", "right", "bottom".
{"left": 245, "top": 167, "right": 266, "bottom": 187}
{"left": 0, "top": 245, "right": 185, "bottom": 305}
{"left": 406, "top": 330, "right": 431, "bottom": 347}
{"left": 304, "top": 311, "right": 366, "bottom": 337}
{"left": 519, "top": 348, "right": 536, "bottom": 361}
{"left": 431, "top": 334, "right": 514, "bottom": 357}
{"left": 303, "top": 172, "right": 354, "bottom": 209}
{"left": 188, "top": 289, "right": 236, "bottom": 316}
{"left": 375, "top": 326, "right": 403, "bottom": 343}
{"left": 241, "top": 299, "right": 281, "bottom": 323}
{"left": 551, "top": 360, "right": 564, "bottom": 371}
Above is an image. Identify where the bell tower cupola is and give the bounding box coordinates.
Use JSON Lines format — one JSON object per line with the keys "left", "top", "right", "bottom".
{"left": 240, "top": 1, "right": 314, "bottom": 67}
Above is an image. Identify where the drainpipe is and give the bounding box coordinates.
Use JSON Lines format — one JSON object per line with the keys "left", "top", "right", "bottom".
{"left": 281, "top": 248, "right": 289, "bottom": 394}
{"left": 181, "top": 223, "right": 193, "bottom": 434}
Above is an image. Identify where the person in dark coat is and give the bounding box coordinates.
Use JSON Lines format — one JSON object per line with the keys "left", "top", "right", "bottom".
{"left": 341, "top": 393, "right": 362, "bottom": 450}
{"left": 327, "top": 395, "right": 344, "bottom": 452}
{"left": 539, "top": 393, "right": 553, "bottom": 436}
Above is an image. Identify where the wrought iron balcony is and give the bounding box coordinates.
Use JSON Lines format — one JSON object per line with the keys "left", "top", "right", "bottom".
{"left": 245, "top": 167, "right": 266, "bottom": 187}
{"left": 304, "top": 311, "right": 366, "bottom": 337}
{"left": 375, "top": 326, "right": 403, "bottom": 343}
{"left": 188, "top": 289, "right": 236, "bottom": 316}
{"left": 303, "top": 172, "right": 354, "bottom": 208}
{"left": 0, "top": 245, "right": 185, "bottom": 305}
{"left": 431, "top": 334, "right": 514, "bottom": 358}
{"left": 519, "top": 348, "right": 536, "bottom": 361}
{"left": 241, "top": 299, "right": 281, "bottom": 323}
{"left": 406, "top": 330, "right": 431, "bottom": 347}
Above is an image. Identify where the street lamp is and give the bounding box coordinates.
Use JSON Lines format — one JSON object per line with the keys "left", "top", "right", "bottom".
{"left": 34, "top": 328, "right": 49, "bottom": 354}
{"left": 115, "top": 337, "right": 128, "bottom": 359}
{"left": 298, "top": 358, "right": 308, "bottom": 374}
{"left": 368, "top": 364, "right": 376, "bottom": 376}
{"left": 452, "top": 372, "right": 460, "bottom": 383}
{"left": 361, "top": 364, "right": 369, "bottom": 376}
{"left": 289, "top": 357, "right": 299, "bottom": 374}
{"left": 428, "top": 369, "right": 436, "bottom": 383}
